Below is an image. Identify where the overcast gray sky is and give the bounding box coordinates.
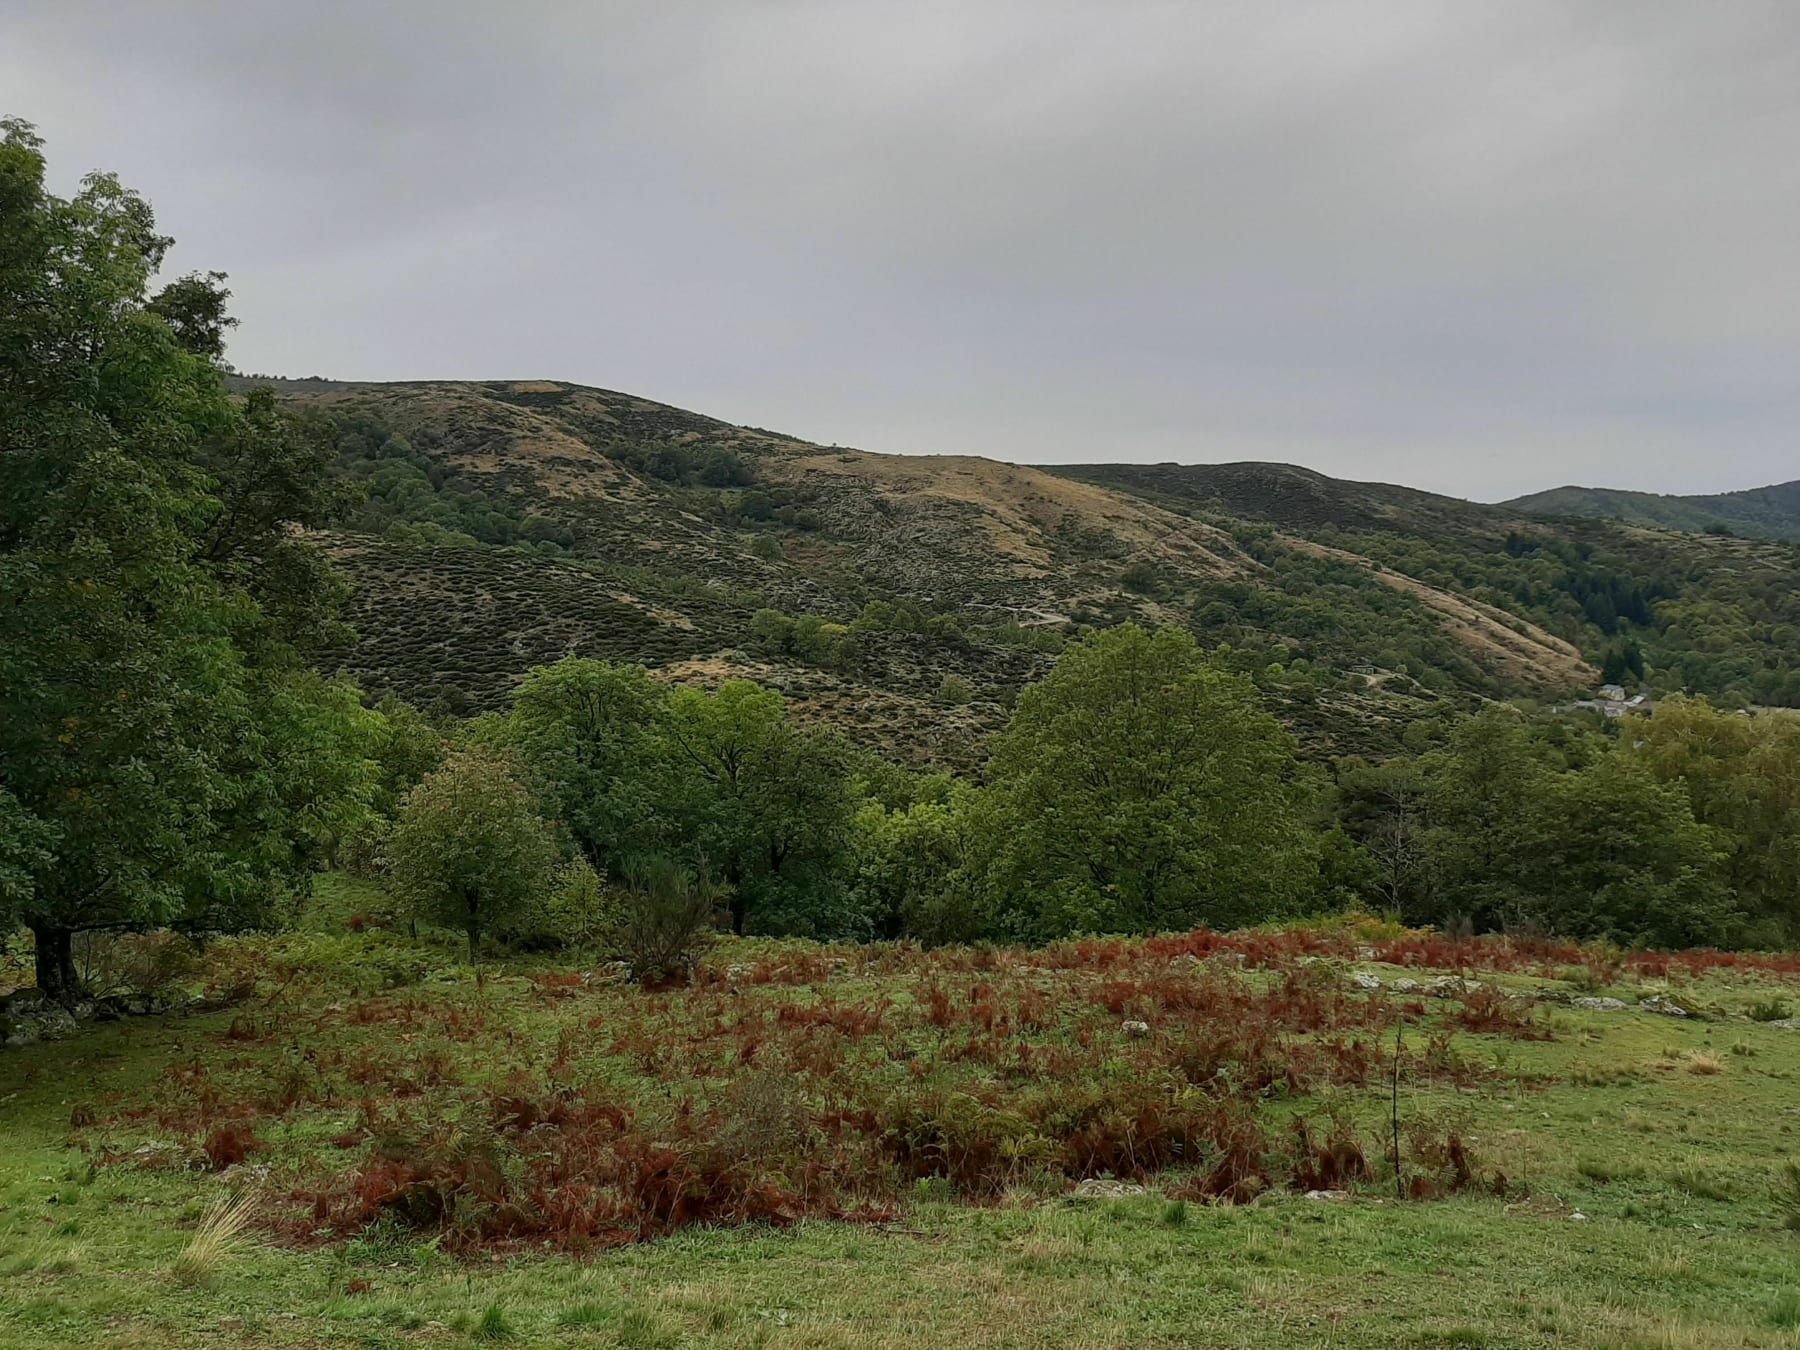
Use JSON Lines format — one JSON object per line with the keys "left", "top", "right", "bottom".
{"left": 8, "top": 2, "right": 1798, "bottom": 498}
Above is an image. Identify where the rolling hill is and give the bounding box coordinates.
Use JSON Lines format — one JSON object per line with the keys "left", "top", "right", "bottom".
{"left": 1502, "top": 479, "right": 1800, "bottom": 542}
{"left": 240, "top": 378, "right": 1800, "bottom": 760}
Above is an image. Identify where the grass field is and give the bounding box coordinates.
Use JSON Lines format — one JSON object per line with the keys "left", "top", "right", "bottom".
{"left": 3, "top": 881, "right": 1800, "bottom": 1348}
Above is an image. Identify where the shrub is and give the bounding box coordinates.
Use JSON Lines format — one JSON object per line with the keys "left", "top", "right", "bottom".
{"left": 200, "top": 1123, "right": 264, "bottom": 1170}
{"left": 934, "top": 674, "right": 976, "bottom": 707}
{"left": 614, "top": 859, "right": 723, "bottom": 985}
{"left": 72, "top": 932, "right": 198, "bottom": 1001}
{"left": 1289, "top": 1114, "right": 1372, "bottom": 1192}
{"left": 1748, "top": 997, "right": 1793, "bottom": 1023}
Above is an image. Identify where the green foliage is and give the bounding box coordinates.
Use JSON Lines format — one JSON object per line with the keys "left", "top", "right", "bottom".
{"left": 934, "top": 674, "right": 976, "bottom": 706}
{"left": 1189, "top": 543, "right": 1489, "bottom": 695}
{"left": 612, "top": 856, "right": 722, "bottom": 984}
{"left": 1333, "top": 706, "right": 1753, "bottom": 947}
{"left": 505, "top": 658, "right": 672, "bottom": 873}
{"left": 318, "top": 410, "right": 574, "bottom": 551}
{"left": 748, "top": 608, "right": 860, "bottom": 670}
{"left": 1504, "top": 480, "right": 1800, "bottom": 544}
{"left": 849, "top": 783, "right": 988, "bottom": 944}
{"left": 385, "top": 748, "right": 556, "bottom": 960}
{"left": 983, "top": 625, "right": 1320, "bottom": 938}
{"left": 1628, "top": 698, "right": 1800, "bottom": 937}
{"left": 493, "top": 660, "right": 861, "bottom": 939}
{"left": 0, "top": 121, "right": 378, "bottom": 998}
{"left": 663, "top": 681, "right": 857, "bottom": 936}
{"left": 506, "top": 857, "right": 619, "bottom": 952}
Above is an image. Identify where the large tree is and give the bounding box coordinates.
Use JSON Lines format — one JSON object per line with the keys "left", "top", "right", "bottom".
{"left": 504, "top": 658, "right": 672, "bottom": 873}
{"left": 664, "top": 680, "right": 855, "bottom": 935}
{"left": 0, "top": 121, "right": 375, "bottom": 998}
{"left": 985, "top": 624, "right": 1319, "bottom": 937}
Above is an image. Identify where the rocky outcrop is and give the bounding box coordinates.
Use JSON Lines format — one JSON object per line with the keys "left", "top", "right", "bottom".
{"left": 0, "top": 987, "right": 177, "bottom": 1047}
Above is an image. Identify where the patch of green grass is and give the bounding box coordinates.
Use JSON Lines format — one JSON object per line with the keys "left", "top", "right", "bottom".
{"left": 1666, "top": 1167, "right": 1735, "bottom": 1202}
{"left": 1776, "top": 1160, "right": 1800, "bottom": 1231}
{"left": 615, "top": 1307, "right": 675, "bottom": 1349}
{"left": 1769, "top": 1288, "right": 1800, "bottom": 1331}
{"left": 1576, "top": 1156, "right": 1645, "bottom": 1185}
{"left": 556, "top": 1302, "right": 610, "bottom": 1328}
{"left": 471, "top": 1302, "right": 514, "bottom": 1341}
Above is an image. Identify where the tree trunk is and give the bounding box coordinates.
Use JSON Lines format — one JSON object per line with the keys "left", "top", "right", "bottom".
{"left": 32, "top": 926, "right": 77, "bottom": 1003}
{"left": 464, "top": 888, "right": 479, "bottom": 964}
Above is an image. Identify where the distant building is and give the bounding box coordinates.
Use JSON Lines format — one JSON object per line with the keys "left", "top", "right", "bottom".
{"left": 1599, "top": 684, "right": 1627, "bottom": 701}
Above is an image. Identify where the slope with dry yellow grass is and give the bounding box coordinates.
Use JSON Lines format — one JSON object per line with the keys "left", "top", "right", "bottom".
{"left": 243, "top": 375, "right": 1797, "bottom": 758}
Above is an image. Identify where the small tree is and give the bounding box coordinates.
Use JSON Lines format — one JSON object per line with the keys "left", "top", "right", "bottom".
{"left": 386, "top": 748, "right": 555, "bottom": 962}
{"left": 614, "top": 857, "right": 722, "bottom": 985}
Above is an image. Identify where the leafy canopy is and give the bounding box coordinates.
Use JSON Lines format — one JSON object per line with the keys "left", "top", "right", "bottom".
{"left": 0, "top": 120, "right": 376, "bottom": 994}
{"left": 985, "top": 624, "right": 1320, "bottom": 937}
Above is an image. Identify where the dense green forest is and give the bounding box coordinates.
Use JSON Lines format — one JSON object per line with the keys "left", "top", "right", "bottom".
{"left": 6, "top": 120, "right": 1800, "bottom": 1016}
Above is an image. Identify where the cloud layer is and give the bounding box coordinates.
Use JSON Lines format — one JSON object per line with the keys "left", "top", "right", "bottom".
{"left": 8, "top": 1, "right": 1798, "bottom": 497}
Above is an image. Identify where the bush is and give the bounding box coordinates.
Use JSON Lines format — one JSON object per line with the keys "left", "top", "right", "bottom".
{"left": 614, "top": 859, "right": 723, "bottom": 985}
{"left": 933, "top": 674, "right": 976, "bottom": 707}
{"left": 72, "top": 932, "right": 199, "bottom": 1001}
{"left": 506, "top": 858, "right": 620, "bottom": 952}
{"left": 1748, "top": 996, "right": 1793, "bottom": 1023}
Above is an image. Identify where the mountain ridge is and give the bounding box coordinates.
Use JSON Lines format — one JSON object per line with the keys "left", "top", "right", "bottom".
{"left": 230, "top": 376, "right": 1800, "bottom": 755}
{"left": 1501, "top": 478, "right": 1800, "bottom": 542}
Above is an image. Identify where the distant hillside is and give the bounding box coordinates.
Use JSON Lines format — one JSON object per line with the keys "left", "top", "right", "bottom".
{"left": 234, "top": 378, "right": 1800, "bottom": 759}
{"left": 1051, "top": 461, "right": 1517, "bottom": 542}
{"left": 1502, "top": 480, "right": 1800, "bottom": 542}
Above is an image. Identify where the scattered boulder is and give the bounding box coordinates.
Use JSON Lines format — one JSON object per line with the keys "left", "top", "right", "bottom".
{"left": 1389, "top": 978, "right": 1422, "bottom": 994}
{"left": 1425, "top": 976, "right": 1481, "bottom": 997}
{"left": 1120, "top": 1020, "right": 1152, "bottom": 1039}
{"left": 1638, "top": 995, "right": 1690, "bottom": 1018}
{"left": 3, "top": 988, "right": 49, "bottom": 1015}
{"left": 1571, "top": 997, "right": 1629, "bottom": 1012}
{"left": 1305, "top": 1189, "right": 1351, "bottom": 1203}
{"left": 1, "top": 986, "right": 178, "bottom": 1048}
{"left": 0, "top": 989, "right": 79, "bottom": 1047}
{"left": 1351, "top": 973, "right": 1383, "bottom": 991}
